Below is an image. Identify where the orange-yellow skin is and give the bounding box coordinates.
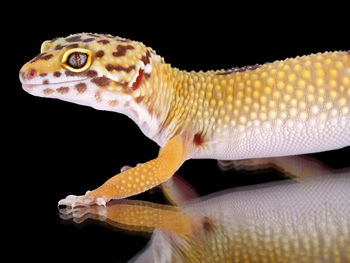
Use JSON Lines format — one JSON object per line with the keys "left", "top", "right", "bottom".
{"left": 91, "top": 135, "right": 186, "bottom": 201}
{"left": 19, "top": 33, "right": 350, "bottom": 206}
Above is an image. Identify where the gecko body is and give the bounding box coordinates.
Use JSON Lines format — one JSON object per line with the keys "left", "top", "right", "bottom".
{"left": 20, "top": 33, "right": 350, "bottom": 206}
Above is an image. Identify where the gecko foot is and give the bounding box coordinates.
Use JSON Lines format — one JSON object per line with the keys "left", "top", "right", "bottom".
{"left": 58, "top": 190, "right": 108, "bottom": 208}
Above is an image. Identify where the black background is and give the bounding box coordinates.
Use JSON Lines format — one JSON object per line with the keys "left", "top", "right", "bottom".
{"left": 7, "top": 1, "right": 349, "bottom": 262}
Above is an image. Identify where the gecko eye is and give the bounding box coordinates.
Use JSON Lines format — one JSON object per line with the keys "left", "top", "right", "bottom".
{"left": 62, "top": 48, "right": 91, "bottom": 72}
{"left": 68, "top": 53, "right": 87, "bottom": 68}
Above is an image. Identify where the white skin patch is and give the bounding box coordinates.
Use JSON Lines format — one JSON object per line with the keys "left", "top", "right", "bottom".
{"left": 21, "top": 67, "right": 165, "bottom": 146}
{"left": 22, "top": 74, "right": 92, "bottom": 105}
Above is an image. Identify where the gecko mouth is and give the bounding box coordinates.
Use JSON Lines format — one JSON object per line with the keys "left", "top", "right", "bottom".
{"left": 21, "top": 78, "right": 88, "bottom": 90}
{"left": 21, "top": 78, "right": 90, "bottom": 97}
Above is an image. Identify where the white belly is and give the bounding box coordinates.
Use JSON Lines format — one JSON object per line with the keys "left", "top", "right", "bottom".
{"left": 192, "top": 116, "right": 350, "bottom": 160}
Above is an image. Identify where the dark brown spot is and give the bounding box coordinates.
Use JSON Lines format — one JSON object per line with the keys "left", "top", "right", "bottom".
{"left": 43, "top": 88, "right": 54, "bottom": 94}
{"left": 95, "top": 50, "right": 104, "bottom": 58}
{"left": 193, "top": 133, "right": 204, "bottom": 146}
{"left": 55, "top": 44, "right": 65, "bottom": 50}
{"left": 64, "top": 69, "right": 97, "bottom": 78}
{"left": 65, "top": 44, "right": 79, "bottom": 49}
{"left": 106, "top": 64, "right": 135, "bottom": 73}
{"left": 82, "top": 38, "right": 95, "bottom": 42}
{"left": 30, "top": 53, "right": 53, "bottom": 63}
{"left": 112, "top": 45, "right": 134, "bottom": 57}
{"left": 141, "top": 50, "right": 151, "bottom": 65}
{"left": 144, "top": 73, "right": 151, "bottom": 79}
{"left": 42, "top": 79, "right": 49, "bottom": 84}
{"left": 91, "top": 76, "right": 111, "bottom": 87}
{"left": 202, "top": 217, "right": 214, "bottom": 233}
{"left": 97, "top": 39, "right": 110, "bottom": 45}
{"left": 64, "top": 70, "right": 77, "bottom": 77}
{"left": 135, "top": 96, "right": 144, "bottom": 103}
{"left": 42, "top": 54, "right": 53, "bottom": 60}
{"left": 216, "top": 64, "right": 261, "bottom": 75}
{"left": 85, "top": 70, "right": 98, "bottom": 78}
{"left": 56, "top": 87, "right": 69, "bottom": 94}
{"left": 66, "top": 35, "right": 82, "bottom": 42}
{"left": 39, "top": 73, "right": 47, "bottom": 77}
{"left": 53, "top": 71, "right": 61, "bottom": 77}
{"left": 75, "top": 83, "right": 87, "bottom": 93}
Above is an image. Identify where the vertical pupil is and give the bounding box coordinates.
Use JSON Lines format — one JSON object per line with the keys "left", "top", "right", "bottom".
{"left": 74, "top": 53, "right": 81, "bottom": 67}
{"left": 68, "top": 52, "right": 87, "bottom": 68}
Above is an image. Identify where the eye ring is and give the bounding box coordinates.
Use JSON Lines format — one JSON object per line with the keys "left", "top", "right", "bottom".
{"left": 62, "top": 48, "right": 91, "bottom": 72}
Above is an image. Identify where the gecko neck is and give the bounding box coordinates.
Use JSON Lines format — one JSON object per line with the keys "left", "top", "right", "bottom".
{"left": 129, "top": 60, "right": 178, "bottom": 147}
{"left": 160, "top": 66, "right": 231, "bottom": 141}
{"left": 133, "top": 60, "right": 212, "bottom": 147}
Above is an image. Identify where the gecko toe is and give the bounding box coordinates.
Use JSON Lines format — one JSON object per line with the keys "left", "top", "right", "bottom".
{"left": 58, "top": 193, "right": 93, "bottom": 208}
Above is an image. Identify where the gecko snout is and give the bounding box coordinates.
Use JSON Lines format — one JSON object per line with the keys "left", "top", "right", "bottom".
{"left": 19, "top": 68, "right": 37, "bottom": 82}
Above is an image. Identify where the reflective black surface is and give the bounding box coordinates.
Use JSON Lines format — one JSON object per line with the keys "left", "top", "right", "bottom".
{"left": 59, "top": 172, "right": 350, "bottom": 263}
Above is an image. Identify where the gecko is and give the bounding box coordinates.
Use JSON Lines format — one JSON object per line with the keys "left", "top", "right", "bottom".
{"left": 19, "top": 33, "right": 350, "bottom": 207}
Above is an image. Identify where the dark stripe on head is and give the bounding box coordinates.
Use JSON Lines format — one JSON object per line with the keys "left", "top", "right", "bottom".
{"left": 112, "top": 45, "right": 135, "bottom": 57}
{"left": 105, "top": 64, "right": 135, "bottom": 73}
{"left": 30, "top": 53, "right": 53, "bottom": 63}
{"left": 141, "top": 50, "right": 151, "bottom": 66}
{"left": 66, "top": 35, "right": 82, "bottom": 42}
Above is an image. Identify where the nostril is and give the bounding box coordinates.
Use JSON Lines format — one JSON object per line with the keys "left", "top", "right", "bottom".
{"left": 28, "top": 68, "right": 37, "bottom": 78}
{"left": 20, "top": 68, "right": 37, "bottom": 81}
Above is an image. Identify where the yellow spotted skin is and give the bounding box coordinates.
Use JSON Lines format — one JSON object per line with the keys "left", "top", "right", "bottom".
{"left": 164, "top": 51, "right": 350, "bottom": 159}
{"left": 19, "top": 33, "right": 350, "bottom": 205}
{"left": 101, "top": 200, "right": 193, "bottom": 235}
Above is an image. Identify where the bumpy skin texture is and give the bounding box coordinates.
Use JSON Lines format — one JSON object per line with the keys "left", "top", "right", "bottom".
{"left": 131, "top": 174, "right": 350, "bottom": 263}
{"left": 19, "top": 33, "right": 350, "bottom": 205}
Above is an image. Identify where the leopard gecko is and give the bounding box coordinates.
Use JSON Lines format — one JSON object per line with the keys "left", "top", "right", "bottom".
{"left": 19, "top": 33, "right": 350, "bottom": 207}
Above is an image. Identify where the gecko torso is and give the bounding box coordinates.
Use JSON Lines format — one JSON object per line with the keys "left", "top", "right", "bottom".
{"left": 19, "top": 33, "right": 350, "bottom": 204}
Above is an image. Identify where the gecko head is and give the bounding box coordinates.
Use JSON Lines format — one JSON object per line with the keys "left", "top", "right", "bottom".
{"left": 19, "top": 33, "right": 161, "bottom": 112}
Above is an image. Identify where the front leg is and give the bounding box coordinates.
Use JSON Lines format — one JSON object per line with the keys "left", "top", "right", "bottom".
{"left": 59, "top": 135, "right": 188, "bottom": 207}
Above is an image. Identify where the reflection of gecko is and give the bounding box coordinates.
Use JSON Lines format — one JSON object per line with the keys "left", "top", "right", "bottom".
{"left": 19, "top": 33, "right": 350, "bottom": 206}
{"left": 60, "top": 173, "right": 350, "bottom": 263}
